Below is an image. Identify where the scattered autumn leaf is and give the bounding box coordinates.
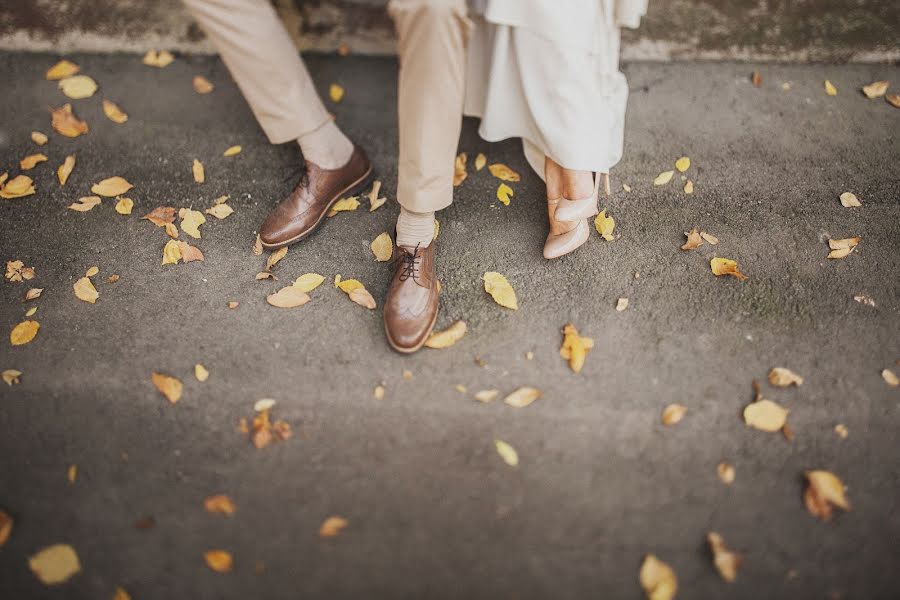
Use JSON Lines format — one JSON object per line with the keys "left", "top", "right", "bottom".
{"left": 839, "top": 191, "right": 860, "bottom": 207}
{"left": 827, "top": 236, "right": 860, "bottom": 259}
{"left": 327, "top": 196, "right": 359, "bottom": 216}
{"left": 482, "top": 272, "right": 518, "bottom": 310}
{"left": 265, "top": 247, "right": 287, "bottom": 270}
{"left": 834, "top": 424, "right": 848, "bottom": 438}
{"left": 804, "top": 470, "right": 850, "bottom": 521}
{"left": 180, "top": 208, "right": 206, "bottom": 238}
{"left": 453, "top": 152, "right": 467, "bottom": 186}
{"left": 616, "top": 297, "right": 629, "bottom": 312}
{"left": 654, "top": 170, "right": 674, "bottom": 185}
{"left": 205, "top": 203, "right": 233, "bottom": 220}
{"left": 743, "top": 398, "right": 788, "bottom": 432}
{"left": 496, "top": 182, "right": 514, "bottom": 206}
{"left": 707, "top": 532, "right": 742, "bottom": 582}
{"left": 710, "top": 257, "right": 748, "bottom": 280}
{"left": 367, "top": 180, "right": 386, "bottom": 211}
{"left": 267, "top": 286, "right": 311, "bottom": 308}
{"left": 102, "top": 99, "right": 128, "bottom": 124}
{"left": 887, "top": 93, "right": 900, "bottom": 108}
{"left": 178, "top": 241, "right": 204, "bottom": 263}
{"left": 425, "top": 320, "right": 467, "bottom": 349}
{"left": 661, "top": 404, "right": 687, "bottom": 426}
{"left": 143, "top": 50, "right": 174, "bottom": 68}
{"left": 31, "top": 131, "right": 48, "bottom": 145}
{"left": 204, "top": 550, "right": 233, "bottom": 573}
{"left": 1, "top": 175, "right": 36, "bottom": 199}
{"left": 488, "top": 163, "right": 520, "bottom": 182}
{"left": 320, "top": 516, "right": 348, "bottom": 537}
{"left": 503, "top": 387, "right": 541, "bottom": 408}
{"left": 349, "top": 287, "right": 376, "bottom": 309}
{"left": 329, "top": 83, "right": 344, "bottom": 103}
{"left": 58, "top": 75, "right": 97, "bottom": 99}
{"left": 6, "top": 260, "right": 35, "bottom": 282}
{"left": 700, "top": 231, "right": 718, "bottom": 245}
{"left": 675, "top": 156, "right": 690, "bottom": 172}
{"left": 622, "top": 183, "right": 632, "bottom": 192}
{"left": 769, "top": 367, "right": 803, "bottom": 387}
{"left": 46, "top": 59, "right": 80, "bottom": 80}
{"left": 67, "top": 464, "right": 77, "bottom": 484}
{"left": 595, "top": 210, "right": 615, "bottom": 240}
{"left": 192, "top": 159, "right": 205, "bottom": 184}
{"left": 20, "top": 153, "right": 48, "bottom": 170}
{"left": 3, "top": 369, "right": 22, "bottom": 386}
{"left": 882, "top": 369, "right": 899, "bottom": 387}
{"left": 143, "top": 206, "right": 176, "bottom": 227}
{"left": 824, "top": 79, "right": 837, "bottom": 95}
{"left": 683, "top": 180, "right": 694, "bottom": 194}
{"left": 494, "top": 439, "right": 519, "bottom": 466}
{"left": 92, "top": 176, "right": 133, "bottom": 197}
{"left": 10, "top": 320, "right": 40, "bottom": 345}
{"left": 474, "top": 390, "right": 498, "bottom": 402}
{"left": 57, "top": 155, "right": 75, "bottom": 185}
{"left": 293, "top": 273, "right": 325, "bottom": 292}
{"left": 115, "top": 198, "right": 134, "bottom": 215}
{"left": 370, "top": 232, "right": 393, "bottom": 262}
{"left": 861, "top": 80, "right": 889, "bottom": 98}
{"left": 194, "top": 363, "right": 209, "bottom": 382}
{"left": 73, "top": 277, "right": 99, "bottom": 303}
{"left": 51, "top": 104, "right": 88, "bottom": 138}
{"left": 192, "top": 75, "right": 214, "bottom": 94}
{"left": 68, "top": 196, "right": 101, "bottom": 212}
{"left": 681, "top": 228, "right": 702, "bottom": 250}
{"left": 204, "top": 495, "right": 236, "bottom": 515}
{"left": 0, "top": 509, "right": 12, "bottom": 545}
{"left": 475, "top": 153, "right": 486, "bottom": 170}
{"left": 639, "top": 554, "right": 677, "bottom": 600}
{"left": 152, "top": 372, "right": 182, "bottom": 404}
{"left": 559, "top": 324, "right": 593, "bottom": 373}
{"left": 28, "top": 544, "right": 81, "bottom": 585}
{"left": 718, "top": 462, "right": 735, "bottom": 484}
{"left": 223, "top": 145, "right": 241, "bottom": 157}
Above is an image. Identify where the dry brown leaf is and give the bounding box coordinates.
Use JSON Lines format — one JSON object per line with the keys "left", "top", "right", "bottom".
{"left": 839, "top": 191, "right": 861, "bottom": 207}
{"left": 57, "top": 155, "right": 75, "bottom": 186}
{"left": 204, "top": 494, "right": 236, "bottom": 515}
{"left": 882, "top": 368, "right": 899, "bottom": 387}
{"left": 152, "top": 372, "right": 182, "bottom": 404}
{"left": 425, "top": 320, "right": 467, "bottom": 349}
{"left": 700, "top": 231, "right": 719, "bottom": 245}
{"left": 639, "top": 554, "right": 677, "bottom": 600}
{"left": 20, "top": 153, "right": 48, "bottom": 170}
{"left": 319, "top": 516, "right": 348, "bottom": 538}
{"left": 176, "top": 241, "right": 204, "bottom": 263}
{"left": 266, "top": 247, "right": 287, "bottom": 271}
{"left": 495, "top": 440, "right": 519, "bottom": 466}
{"left": 28, "top": 544, "right": 81, "bottom": 585}
{"left": 68, "top": 196, "right": 101, "bottom": 212}
{"left": 46, "top": 59, "right": 80, "bottom": 80}
{"left": 710, "top": 257, "right": 748, "bottom": 280}
{"left": 91, "top": 176, "right": 133, "bottom": 197}
{"left": 488, "top": 163, "right": 520, "bottom": 182}
{"left": 51, "top": 104, "right": 88, "bottom": 138}
{"left": 143, "top": 206, "right": 176, "bottom": 226}
{"left": 483, "top": 272, "right": 518, "bottom": 310}
{"left": 179, "top": 208, "right": 206, "bottom": 239}
{"left": 195, "top": 364, "right": 209, "bottom": 382}
{"left": 453, "top": 152, "right": 467, "bottom": 186}
{"left": 717, "top": 462, "right": 735, "bottom": 484}
{"left": 743, "top": 398, "right": 788, "bottom": 432}
{"left": 862, "top": 80, "right": 888, "bottom": 99}
{"left": 0, "top": 509, "right": 12, "bottom": 546}
{"left": 192, "top": 159, "right": 205, "bottom": 184}
{"left": 143, "top": 50, "right": 174, "bottom": 68}
{"left": 266, "top": 286, "right": 311, "bottom": 308}
{"left": 707, "top": 532, "right": 742, "bottom": 582}
{"left": 475, "top": 153, "right": 486, "bottom": 170}
{"left": 661, "top": 404, "right": 687, "bottom": 426}
{"left": 769, "top": 367, "right": 803, "bottom": 387}
{"left": 31, "top": 131, "right": 48, "bottom": 145}
{"left": 6, "top": 260, "right": 35, "bottom": 282}
{"left": 1, "top": 175, "right": 36, "bottom": 199}
{"left": 503, "top": 387, "right": 541, "bottom": 408}
{"left": 73, "top": 277, "right": 99, "bottom": 303}
{"left": 204, "top": 550, "right": 233, "bottom": 573}
{"left": 559, "top": 324, "right": 594, "bottom": 373}
{"left": 58, "top": 75, "right": 97, "bottom": 99}
{"left": 681, "top": 228, "right": 703, "bottom": 250}
{"left": 3, "top": 369, "right": 22, "bottom": 386}
{"left": 193, "top": 75, "right": 215, "bottom": 94}
{"left": 370, "top": 232, "right": 393, "bottom": 262}
{"left": 349, "top": 286, "right": 376, "bottom": 309}
{"left": 102, "top": 99, "right": 128, "bottom": 124}
{"left": 10, "top": 320, "right": 40, "bottom": 345}
{"left": 751, "top": 70, "right": 762, "bottom": 87}
{"left": 115, "top": 198, "right": 134, "bottom": 215}
{"left": 804, "top": 470, "right": 850, "bottom": 521}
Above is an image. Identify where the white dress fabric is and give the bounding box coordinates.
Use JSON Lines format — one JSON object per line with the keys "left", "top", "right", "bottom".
{"left": 464, "top": 0, "right": 647, "bottom": 178}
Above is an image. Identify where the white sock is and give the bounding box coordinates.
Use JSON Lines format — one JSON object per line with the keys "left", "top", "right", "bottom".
{"left": 297, "top": 120, "right": 354, "bottom": 169}
{"left": 395, "top": 207, "right": 436, "bottom": 248}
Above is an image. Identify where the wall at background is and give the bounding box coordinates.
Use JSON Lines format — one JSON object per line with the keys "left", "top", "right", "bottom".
{"left": 0, "top": 0, "right": 898, "bottom": 62}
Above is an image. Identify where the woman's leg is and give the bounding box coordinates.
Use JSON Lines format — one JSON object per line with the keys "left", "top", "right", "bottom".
{"left": 545, "top": 156, "right": 594, "bottom": 235}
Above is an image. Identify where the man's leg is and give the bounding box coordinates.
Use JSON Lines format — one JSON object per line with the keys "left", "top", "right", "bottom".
{"left": 184, "top": 0, "right": 372, "bottom": 249}
{"left": 383, "top": 0, "right": 471, "bottom": 353}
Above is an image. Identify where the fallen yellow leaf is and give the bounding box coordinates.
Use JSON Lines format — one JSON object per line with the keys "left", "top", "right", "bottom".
{"left": 675, "top": 156, "right": 690, "bottom": 172}
{"left": 681, "top": 229, "right": 703, "bottom": 250}
{"left": 453, "top": 152, "right": 467, "bottom": 187}
{"left": 707, "top": 532, "right": 742, "bottom": 583}
{"left": 0, "top": 175, "right": 36, "bottom": 199}
{"left": 265, "top": 247, "right": 288, "bottom": 270}
{"left": 495, "top": 440, "right": 519, "bottom": 466}
{"left": 827, "top": 236, "right": 860, "bottom": 259}
{"left": 204, "top": 494, "right": 236, "bottom": 515}
{"left": 824, "top": 79, "right": 837, "bottom": 95}
{"left": 496, "top": 182, "right": 514, "bottom": 206}
{"left": 425, "top": 320, "right": 467, "bottom": 349}
{"left": 143, "top": 50, "right": 174, "bottom": 68}
{"left": 839, "top": 191, "right": 860, "bottom": 207}
{"left": 223, "top": 145, "right": 241, "bottom": 157}
{"left": 367, "top": 180, "right": 387, "bottom": 211}
{"left": 683, "top": 180, "right": 694, "bottom": 194}
{"left": 67, "top": 464, "right": 77, "bottom": 484}
{"left": 91, "top": 176, "right": 133, "bottom": 197}
{"left": 31, "top": 131, "right": 48, "bottom": 145}
{"left": 639, "top": 554, "right": 677, "bottom": 600}
{"left": 370, "top": 232, "right": 393, "bottom": 262}
{"left": 488, "top": 163, "right": 520, "bottom": 182}
{"left": 475, "top": 153, "right": 486, "bottom": 170}
{"left": 474, "top": 390, "right": 498, "bottom": 403}
{"left": 700, "top": 231, "right": 718, "bottom": 245}
{"left": 73, "top": 277, "right": 99, "bottom": 303}
{"left": 68, "top": 196, "right": 101, "bottom": 212}
{"left": 804, "top": 470, "right": 850, "bottom": 521}
{"left": 2, "top": 369, "right": 22, "bottom": 386}
{"left": 482, "top": 272, "right": 518, "bottom": 310}
{"left": 329, "top": 83, "right": 344, "bottom": 102}
{"left": 205, "top": 203, "right": 233, "bottom": 219}
{"left": 266, "top": 286, "right": 311, "bottom": 308}
{"left": 51, "top": 104, "right": 88, "bottom": 138}
{"left": 717, "top": 462, "right": 735, "bottom": 484}
{"left": 102, "top": 99, "right": 128, "bottom": 124}
{"left": 320, "top": 516, "right": 348, "bottom": 537}
{"left": 769, "top": 367, "right": 803, "bottom": 387}
{"left": 503, "top": 387, "right": 541, "bottom": 408}
{"left": 887, "top": 93, "right": 900, "bottom": 109}
{"left": 57, "top": 155, "right": 75, "bottom": 186}
{"left": 204, "top": 550, "right": 233, "bottom": 573}
{"left": 0, "top": 509, "right": 12, "bottom": 545}
{"left": 20, "top": 153, "right": 48, "bottom": 170}
{"left": 559, "top": 324, "right": 594, "bottom": 373}
{"left": 328, "top": 196, "right": 359, "bottom": 216}
{"left": 293, "top": 273, "right": 325, "bottom": 292}
{"left": 743, "top": 398, "right": 788, "bottom": 432}
{"left": 115, "top": 198, "right": 134, "bottom": 215}
{"left": 179, "top": 208, "right": 206, "bottom": 239}
{"left": 616, "top": 297, "right": 629, "bottom": 312}
{"left": 10, "top": 320, "right": 40, "bottom": 345}
{"left": 28, "top": 544, "right": 81, "bottom": 585}
{"left": 152, "top": 372, "right": 182, "bottom": 404}
{"left": 349, "top": 287, "right": 376, "bottom": 309}
{"left": 195, "top": 364, "right": 209, "bottom": 382}
{"left": 862, "top": 81, "right": 888, "bottom": 98}
{"left": 58, "top": 75, "right": 97, "bottom": 99}
{"left": 595, "top": 210, "right": 615, "bottom": 240}
{"left": 654, "top": 170, "right": 674, "bottom": 185}
{"left": 113, "top": 586, "right": 132, "bottom": 600}
{"left": 193, "top": 75, "right": 214, "bottom": 94}
{"left": 710, "top": 257, "right": 748, "bottom": 280}
{"left": 192, "top": 159, "right": 205, "bottom": 184}
{"left": 46, "top": 59, "right": 80, "bottom": 80}
{"left": 882, "top": 368, "right": 899, "bottom": 387}
{"left": 162, "top": 239, "right": 182, "bottom": 265}
{"left": 661, "top": 404, "right": 687, "bottom": 426}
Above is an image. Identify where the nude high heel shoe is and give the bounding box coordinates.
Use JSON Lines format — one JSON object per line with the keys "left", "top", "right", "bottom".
{"left": 553, "top": 172, "right": 609, "bottom": 222}
{"left": 543, "top": 200, "right": 590, "bottom": 259}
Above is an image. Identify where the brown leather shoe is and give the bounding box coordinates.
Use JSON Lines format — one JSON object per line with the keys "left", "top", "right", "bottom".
{"left": 258, "top": 144, "right": 372, "bottom": 249}
{"left": 384, "top": 240, "right": 439, "bottom": 354}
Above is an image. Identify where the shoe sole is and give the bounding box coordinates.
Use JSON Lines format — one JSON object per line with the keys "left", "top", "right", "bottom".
{"left": 384, "top": 304, "right": 439, "bottom": 355}
{"left": 259, "top": 165, "right": 375, "bottom": 250}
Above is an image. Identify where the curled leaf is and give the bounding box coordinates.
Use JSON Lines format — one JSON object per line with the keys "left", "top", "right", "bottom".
{"left": 453, "top": 153, "right": 467, "bottom": 186}
{"left": 804, "top": 470, "right": 850, "bottom": 521}
{"left": 193, "top": 75, "right": 214, "bottom": 94}
{"left": 1, "top": 175, "right": 36, "bottom": 199}
{"left": 661, "top": 404, "right": 687, "bottom": 426}
{"left": 51, "top": 104, "right": 88, "bottom": 138}
{"left": 488, "top": 163, "right": 520, "bottom": 182}
{"left": 102, "top": 99, "right": 128, "bottom": 124}
{"left": 559, "top": 324, "right": 594, "bottom": 373}
{"left": 707, "top": 532, "right": 742, "bottom": 582}
{"left": 496, "top": 183, "right": 514, "bottom": 206}
{"left": 474, "top": 153, "right": 486, "bottom": 170}
{"left": 639, "top": 554, "right": 677, "bottom": 600}
{"left": 862, "top": 80, "right": 888, "bottom": 98}
{"left": 265, "top": 247, "right": 287, "bottom": 271}
{"left": 20, "top": 154, "right": 48, "bottom": 170}
{"left": 152, "top": 372, "right": 182, "bottom": 404}
{"left": 68, "top": 196, "right": 101, "bottom": 212}
{"left": 425, "top": 320, "right": 467, "bottom": 349}
{"left": 57, "top": 155, "right": 76, "bottom": 186}
{"left": 223, "top": 145, "right": 241, "bottom": 157}
{"left": 681, "top": 228, "right": 703, "bottom": 250}
{"left": 768, "top": 367, "right": 803, "bottom": 387}
{"left": 710, "top": 257, "right": 748, "bottom": 281}
{"left": 595, "top": 210, "right": 615, "bottom": 240}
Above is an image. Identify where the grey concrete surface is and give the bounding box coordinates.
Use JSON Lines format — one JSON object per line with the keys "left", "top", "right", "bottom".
{"left": 0, "top": 53, "right": 899, "bottom": 599}
{"left": 2, "top": 0, "right": 899, "bottom": 62}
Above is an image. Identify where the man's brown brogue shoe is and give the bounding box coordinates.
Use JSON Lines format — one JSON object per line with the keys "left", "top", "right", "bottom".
{"left": 383, "top": 240, "right": 439, "bottom": 354}
{"left": 258, "top": 144, "right": 372, "bottom": 249}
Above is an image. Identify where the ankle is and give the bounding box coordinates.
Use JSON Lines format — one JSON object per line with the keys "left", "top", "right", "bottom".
{"left": 562, "top": 170, "right": 594, "bottom": 199}
{"left": 396, "top": 208, "right": 435, "bottom": 248}
{"left": 297, "top": 121, "right": 354, "bottom": 169}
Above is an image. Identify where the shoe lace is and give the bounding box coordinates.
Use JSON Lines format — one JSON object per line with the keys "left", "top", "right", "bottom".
{"left": 394, "top": 243, "right": 421, "bottom": 282}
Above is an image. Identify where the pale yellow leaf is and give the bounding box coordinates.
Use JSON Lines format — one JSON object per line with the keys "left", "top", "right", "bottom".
{"left": 474, "top": 390, "right": 498, "bottom": 403}
{"left": 143, "top": 50, "right": 174, "bottom": 68}
{"left": 46, "top": 59, "right": 80, "bottom": 80}
{"left": 367, "top": 180, "right": 387, "bottom": 211}
{"left": 20, "top": 154, "right": 48, "bottom": 170}
{"left": 31, "top": 131, "right": 48, "bottom": 145}
{"left": 683, "top": 180, "right": 694, "bottom": 194}
{"left": 192, "top": 75, "right": 214, "bottom": 94}
{"left": 266, "top": 286, "right": 311, "bottom": 308}
{"left": 349, "top": 286, "right": 376, "bottom": 309}
{"left": 882, "top": 368, "right": 899, "bottom": 387}
{"left": 223, "top": 145, "right": 241, "bottom": 157}
{"left": 28, "top": 544, "right": 81, "bottom": 585}
{"left": 115, "top": 197, "right": 134, "bottom": 215}
{"left": 495, "top": 439, "right": 519, "bottom": 466}
{"left": 328, "top": 196, "right": 359, "bottom": 216}
{"left": 57, "top": 155, "right": 75, "bottom": 186}
{"left": 10, "top": 320, "right": 40, "bottom": 345}
{"left": 91, "top": 176, "right": 133, "bottom": 197}
{"left": 86, "top": 266, "right": 99, "bottom": 277}
{"left": 203, "top": 550, "right": 233, "bottom": 573}
{"left": 718, "top": 462, "right": 735, "bottom": 484}
{"left": 335, "top": 278, "right": 364, "bottom": 294}
{"left": 839, "top": 192, "right": 861, "bottom": 207}
{"left": 373, "top": 385, "right": 385, "bottom": 400}
{"left": 482, "top": 272, "right": 518, "bottom": 310}
{"left": 661, "top": 404, "right": 687, "bottom": 426}
{"left": 73, "top": 277, "right": 99, "bottom": 303}
{"left": 804, "top": 470, "right": 850, "bottom": 520}
{"left": 768, "top": 367, "right": 803, "bottom": 387}
{"left": 824, "top": 79, "right": 837, "bottom": 96}
{"left": 195, "top": 364, "right": 209, "bottom": 382}
{"left": 58, "top": 75, "right": 97, "bottom": 99}
{"left": 161, "top": 239, "right": 182, "bottom": 265}
{"left": 496, "top": 182, "right": 514, "bottom": 206}
{"left": 595, "top": 210, "right": 615, "bottom": 240}
{"left": 488, "top": 163, "right": 520, "bottom": 182}
{"left": 192, "top": 159, "right": 205, "bottom": 184}
{"left": 700, "top": 231, "right": 719, "bottom": 245}
{"left": 622, "top": 183, "right": 632, "bottom": 192}
{"left": 503, "top": 387, "right": 541, "bottom": 408}
{"left": 3, "top": 369, "right": 22, "bottom": 386}
{"left": 370, "top": 232, "right": 393, "bottom": 262}
{"left": 887, "top": 93, "right": 900, "bottom": 109}
{"left": 319, "top": 516, "right": 348, "bottom": 537}
{"left": 639, "top": 554, "right": 677, "bottom": 600}
{"left": 152, "top": 372, "right": 182, "bottom": 404}
{"left": 67, "top": 196, "right": 101, "bottom": 212}
{"left": 710, "top": 257, "right": 748, "bottom": 280}
{"left": 453, "top": 153, "right": 467, "bottom": 187}
{"left": 293, "top": 273, "right": 325, "bottom": 292}
{"left": 0, "top": 175, "right": 36, "bottom": 199}
{"left": 266, "top": 247, "right": 287, "bottom": 270}
{"left": 862, "top": 80, "right": 889, "bottom": 98}
{"left": 425, "top": 320, "right": 467, "bottom": 349}
{"left": 474, "top": 153, "right": 486, "bottom": 171}
{"left": 743, "top": 399, "right": 788, "bottom": 432}
{"left": 205, "top": 203, "right": 233, "bottom": 219}
{"left": 675, "top": 156, "right": 690, "bottom": 172}
{"left": 616, "top": 297, "right": 629, "bottom": 312}
{"left": 654, "top": 170, "right": 674, "bottom": 185}
{"left": 102, "top": 99, "right": 128, "bottom": 124}
{"left": 180, "top": 208, "right": 206, "bottom": 239}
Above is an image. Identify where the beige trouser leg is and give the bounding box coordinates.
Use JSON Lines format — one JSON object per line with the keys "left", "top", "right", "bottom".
{"left": 182, "top": 0, "right": 332, "bottom": 144}
{"left": 388, "top": 0, "right": 472, "bottom": 213}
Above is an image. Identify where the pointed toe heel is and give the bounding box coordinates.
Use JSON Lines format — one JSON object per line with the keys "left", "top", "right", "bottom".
{"left": 543, "top": 219, "right": 590, "bottom": 259}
